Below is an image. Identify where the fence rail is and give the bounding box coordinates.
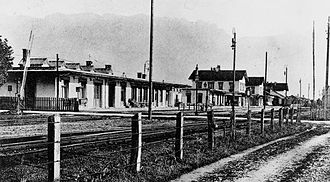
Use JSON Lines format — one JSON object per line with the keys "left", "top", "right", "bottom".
{"left": 0, "top": 96, "right": 79, "bottom": 111}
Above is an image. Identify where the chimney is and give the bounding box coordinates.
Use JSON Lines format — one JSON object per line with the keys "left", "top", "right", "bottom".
{"left": 137, "top": 72, "right": 142, "bottom": 78}
{"left": 86, "top": 61, "right": 93, "bottom": 67}
{"left": 216, "top": 65, "right": 221, "bottom": 72}
{"left": 195, "top": 64, "right": 199, "bottom": 81}
{"left": 105, "top": 65, "right": 112, "bottom": 70}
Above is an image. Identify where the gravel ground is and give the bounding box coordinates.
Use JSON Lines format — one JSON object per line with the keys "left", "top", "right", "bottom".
{"left": 174, "top": 125, "right": 330, "bottom": 182}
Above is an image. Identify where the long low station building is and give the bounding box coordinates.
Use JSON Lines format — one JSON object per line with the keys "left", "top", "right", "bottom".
{"left": 0, "top": 50, "right": 189, "bottom": 111}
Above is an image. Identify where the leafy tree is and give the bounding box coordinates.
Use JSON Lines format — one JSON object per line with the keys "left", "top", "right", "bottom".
{"left": 0, "top": 35, "right": 14, "bottom": 86}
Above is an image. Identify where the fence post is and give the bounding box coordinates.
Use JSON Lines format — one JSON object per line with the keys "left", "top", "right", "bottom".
{"left": 48, "top": 114, "right": 61, "bottom": 182}
{"left": 297, "top": 107, "right": 301, "bottom": 122}
{"left": 260, "top": 109, "right": 265, "bottom": 135}
{"left": 270, "top": 108, "right": 274, "bottom": 131}
{"left": 246, "top": 110, "right": 251, "bottom": 136}
{"left": 279, "top": 108, "right": 283, "bottom": 130}
{"left": 290, "top": 108, "right": 294, "bottom": 123}
{"left": 207, "top": 110, "right": 215, "bottom": 149}
{"left": 285, "top": 107, "right": 289, "bottom": 124}
{"left": 130, "top": 113, "right": 142, "bottom": 173}
{"left": 175, "top": 112, "right": 184, "bottom": 161}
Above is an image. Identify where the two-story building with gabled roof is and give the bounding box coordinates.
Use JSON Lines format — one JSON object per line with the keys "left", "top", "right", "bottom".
{"left": 183, "top": 65, "right": 249, "bottom": 107}
{"left": 246, "top": 77, "right": 264, "bottom": 106}
{"left": 0, "top": 49, "right": 189, "bottom": 111}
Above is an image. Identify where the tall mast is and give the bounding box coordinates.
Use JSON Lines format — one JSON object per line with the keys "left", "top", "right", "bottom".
{"left": 325, "top": 17, "right": 330, "bottom": 119}
{"left": 148, "top": 0, "right": 154, "bottom": 120}
{"left": 313, "top": 21, "right": 316, "bottom": 101}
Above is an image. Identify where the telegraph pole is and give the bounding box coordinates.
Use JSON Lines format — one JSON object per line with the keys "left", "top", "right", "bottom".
{"left": 56, "top": 54, "right": 59, "bottom": 111}
{"left": 325, "top": 16, "right": 330, "bottom": 120}
{"left": 313, "top": 21, "right": 316, "bottom": 101}
{"left": 308, "top": 83, "right": 310, "bottom": 99}
{"left": 148, "top": 0, "right": 154, "bottom": 120}
{"left": 231, "top": 28, "right": 236, "bottom": 140}
{"left": 264, "top": 52, "right": 268, "bottom": 109}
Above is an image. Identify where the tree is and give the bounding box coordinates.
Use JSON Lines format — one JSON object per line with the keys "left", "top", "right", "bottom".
{"left": 0, "top": 35, "right": 14, "bottom": 86}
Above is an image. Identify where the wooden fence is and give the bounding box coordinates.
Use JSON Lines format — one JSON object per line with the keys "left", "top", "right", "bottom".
{"left": 0, "top": 96, "right": 79, "bottom": 111}
{"left": 45, "top": 107, "right": 302, "bottom": 180}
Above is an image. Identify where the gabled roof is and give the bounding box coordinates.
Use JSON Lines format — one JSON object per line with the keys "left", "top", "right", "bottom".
{"left": 246, "top": 77, "right": 264, "bottom": 86}
{"left": 19, "top": 57, "right": 47, "bottom": 66}
{"left": 266, "top": 82, "right": 289, "bottom": 91}
{"left": 188, "top": 70, "right": 248, "bottom": 82}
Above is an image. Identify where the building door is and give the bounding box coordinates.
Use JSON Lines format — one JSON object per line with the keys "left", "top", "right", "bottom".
{"left": 108, "top": 82, "right": 115, "bottom": 107}
{"left": 25, "top": 75, "right": 36, "bottom": 109}
{"left": 94, "top": 83, "right": 102, "bottom": 108}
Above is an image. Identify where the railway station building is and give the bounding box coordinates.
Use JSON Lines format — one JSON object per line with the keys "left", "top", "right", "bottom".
{"left": 0, "top": 50, "right": 189, "bottom": 111}
{"left": 183, "top": 65, "right": 249, "bottom": 107}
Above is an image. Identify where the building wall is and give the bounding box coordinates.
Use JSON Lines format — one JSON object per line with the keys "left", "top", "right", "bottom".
{"left": 0, "top": 79, "right": 19, "bottom": 97}
{"left": 35, "top": 77, "right": 55, "bottom": 97}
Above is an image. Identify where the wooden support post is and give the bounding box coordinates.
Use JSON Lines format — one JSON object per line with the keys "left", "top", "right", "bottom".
{"left": 246, "top": 110, "right": 252, "bottom": 136}
{"left": 279, "top": 108, "right": 283, "bottom": 130}
{"left": 48, "top": 114, "right": 61, "bottom": 182}
{"left": 270, "top": 108, "right": 275, "bottom": 131}
{"left": 260, "top": 109, "right": 265, "bottom": 135}
{"left": 230, "top": 110, "right": 236, "bottom": 140}
{"left": 290, "top": 108, "right": 294, "bottom": 123}
{"left": 130, "top": 113, "right": 142, "bottom": 173}
{"left": 175, "top": 112, "right": 184, "bottom": 161}
{"left": 207, "top": 110, "right": 215, "bottom": 149}
{"left": 285, "top": 107, "right": 289, "bottom": 124}
{"left": 297, "top": 107, "right": 301, "bottom": 122}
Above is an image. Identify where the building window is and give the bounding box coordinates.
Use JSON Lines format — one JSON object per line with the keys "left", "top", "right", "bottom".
{"left": 197, "top": 93, "right": 203, "bottom": 103}
{"left": 196, "top": 81, "right": 202, "bottom": 89}
{"left": 62, "top": 80, "right": 69, "bottom": 98}
{"left": 131, "top": 87, "right": 137, "bottom": 101}
{"left": 218, "top": 82, "right": 223, "bottom": 90}
{"left": 121, "top": 86, "right": 126, "bottom": 102}
{"left": 8, "top": 85, "right": 12, "bottom": 92}
{"left": 208, "top": 82, "right": 214, "bottom": 89}
{"left": 166, "top": 91, "right": 169, "bottom": 102}
{"left": 251, "top": 87, "right": 255, "bottom": 94}
{"left": 139, "top": 88, "right": 143, "bottom": 102}
{"left": 186, "top": 93, "right": 191, "bottom": 103}
{"left": 160, "top": 90, "right": 163, "bottom": 102}
{"left": 229, "top": 82, "right": 234, "bottom": 92}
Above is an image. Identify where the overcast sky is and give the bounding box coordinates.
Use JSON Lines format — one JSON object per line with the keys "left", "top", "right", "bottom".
{"left": 2, "top": 0, "right": 330, "bottom": 36}
{"left": 2, "top": 0, "right": 330, "bottom": 97}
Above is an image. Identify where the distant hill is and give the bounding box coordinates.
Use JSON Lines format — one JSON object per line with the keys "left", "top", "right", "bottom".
{"left": 0, "top": 13, "right": 315, "bottom": 95}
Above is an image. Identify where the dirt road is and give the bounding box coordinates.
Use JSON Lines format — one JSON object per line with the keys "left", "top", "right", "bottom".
{"left": 173, "top": 124, "right": 330, "bottom": 182}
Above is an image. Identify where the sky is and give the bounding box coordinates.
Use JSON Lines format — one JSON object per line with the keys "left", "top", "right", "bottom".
{"left": 1, "top": 0, "right": 330, "bottom": 98}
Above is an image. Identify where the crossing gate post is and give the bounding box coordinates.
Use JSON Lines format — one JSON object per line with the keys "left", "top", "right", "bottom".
{"left": 270, "top": 108, "right": 275, "bottom": 131}
{"left": 130, "top": 113, "right": 142, "bottom": 173}
{"left": 260, "top": 109, "right": 265, "bottom": 135}
{"left": 175, "top": 112, "right": 184, "bottom": 161}
{"left": 207, "top": 110, "right": 215, "bottom": 149}
{"left": 48, "top": 114, "right": 61, "bottom": 182}
{"left": 246, "top": 110, "right": 252, "bottom": 136}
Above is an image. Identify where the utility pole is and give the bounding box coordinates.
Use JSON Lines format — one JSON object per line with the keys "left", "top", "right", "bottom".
{"left": 313, "top": 21, "right": 316, "bottom": 101}
{"left": 148, "top": 0, "right": 154, "bottom": 120}
{"left": 325, "top": 16, "right": 330, "bottom": 120}
{"left": 284, "top": 66, "right": 288, "bottom": 105}
{"left": 56, "top": 54, "right": 59, "bottom": 111}
{"left": 264, "top": 52, "right": 268, "bottom": 110}
{"left": 195, "top": 64, "right": 199, "bottom": 116}
{"left": 231, "top": 28, "right": 236, "bottom": 140}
